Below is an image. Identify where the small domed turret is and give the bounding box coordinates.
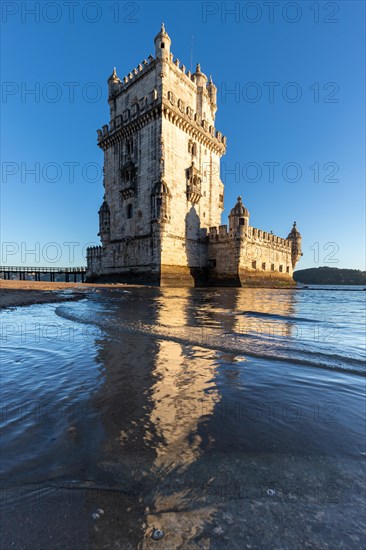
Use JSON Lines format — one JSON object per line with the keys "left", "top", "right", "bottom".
{"left": 108, "top": 67, "right": 119, "bottom": 84}
{"left": 229, "top": 196, "right": 250, "bottom": 233}
{"left": 230, "top": 196, "right": 249, "bottom": 218}
{"left": 193, "top": 63, "right": 207, "bottom": 87}
{"left": 154, "top": 22, "right": 171, "bottom": 60}
{"left": 207, "top": 75, "right": 217, "bottom": 114}
{"left": 287, "top": 221, "right": 302, "bottom": 268}
{"left": 108, "top": 67, "right": 121, "bottom": 99}
{"left": 98, "top": 200, "right": 111, "bottom": 244}
{"left": 287, "top": 221, "right": 301, "bottom": 239}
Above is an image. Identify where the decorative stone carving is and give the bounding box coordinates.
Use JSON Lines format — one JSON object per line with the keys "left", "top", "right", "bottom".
{"left": 120, "top": 160, "right": 137, "bottom": 199}
{"left": 151, "top": 180, "right": 171, "bottom": 222}
{"left": 186, "top": 162, "right": 202, "bottom": 204}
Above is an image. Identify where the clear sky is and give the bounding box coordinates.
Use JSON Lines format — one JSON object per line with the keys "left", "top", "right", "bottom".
{"left": 1, "top": 0, "right": 365, "bottom": 269}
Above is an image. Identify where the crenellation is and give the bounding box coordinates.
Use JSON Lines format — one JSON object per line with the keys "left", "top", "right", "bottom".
{"left": 219, "top": 225, "right": 228, "bottom": 238}
{"left": 209, "top": 227, "right": 218, "bottom": 239}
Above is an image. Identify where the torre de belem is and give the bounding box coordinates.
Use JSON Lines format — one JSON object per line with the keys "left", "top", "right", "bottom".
{"left": 86, "top": 25, "right": 302, "bottom": 286}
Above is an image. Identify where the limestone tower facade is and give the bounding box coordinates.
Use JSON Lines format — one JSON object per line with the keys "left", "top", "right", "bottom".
{"left": 87, "top": 26, "right": 302, "bottom": 286}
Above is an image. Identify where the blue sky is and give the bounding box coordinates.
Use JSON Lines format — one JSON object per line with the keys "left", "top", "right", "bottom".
{"left": 1, "top": 0, "right": 365, "bottom": 269}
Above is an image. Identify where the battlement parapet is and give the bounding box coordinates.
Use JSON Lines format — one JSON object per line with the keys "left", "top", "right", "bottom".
{"left": 99, "top": 88, "right": 227, "bottom": 148}
{"left": 97, "top": 89, "right": 160, "bottom": 142}
{"left": 108, "top": 49, "right": 215, "bottom": 99}
{"left": 87, "top": 245, "right": 102, "bottom": 258}
{"left": 209, "top": 225, "right": 229, "bottom": 240}
{"left": 251, "top": 227, "right": 291, "bottom": 248}
{"left": 165, "top": 90, "right": 226, "bottom": 146}
{"left": 219, "top": 225, "right": 228, "bottom": 238}
{"left": 208, "top": 224, "right": 292, "bottom": 248}
{"left": 108, "top": 57, "right": 155, "bottom": 98}
{"left": 102, "top": 46, "right": 225, "bottom": 148}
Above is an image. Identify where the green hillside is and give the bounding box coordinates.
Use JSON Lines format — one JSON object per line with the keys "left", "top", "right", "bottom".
{"left": 294, "top": 267, "right": 366, "bottom": 285}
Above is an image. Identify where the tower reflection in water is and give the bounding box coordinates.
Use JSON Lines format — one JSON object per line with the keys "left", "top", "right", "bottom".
{"left": 148, "top": 290, "right": 221, "bottom": 471}
{"left": 89, "top": 287, "right": 296, "bottom": 547}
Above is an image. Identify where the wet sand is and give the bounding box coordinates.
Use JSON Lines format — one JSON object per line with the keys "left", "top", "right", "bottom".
{"left": 0, "top": 280, "right": 140, "bottom": 309}
{"left": 2, "top": 454, "right": 364, "bottom": 549}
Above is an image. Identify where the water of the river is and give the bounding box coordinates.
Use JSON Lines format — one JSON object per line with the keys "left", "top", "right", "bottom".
{"left": 1, "top": 287, "right": 365, "bottom": 548}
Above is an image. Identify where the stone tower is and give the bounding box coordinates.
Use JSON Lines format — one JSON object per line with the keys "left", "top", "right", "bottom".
{"left": 87, "top": 24, "right": 226, "bottom": 285}
{"left": 86, "top": 26, "right": 302, "bottom": 286}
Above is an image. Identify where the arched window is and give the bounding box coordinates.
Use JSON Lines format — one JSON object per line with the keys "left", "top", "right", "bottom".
{"left": 188, "top": 141, "right": 197, "bottom": 156}
{"left": 127, "top": 204, "right": 133, "bottom": 219}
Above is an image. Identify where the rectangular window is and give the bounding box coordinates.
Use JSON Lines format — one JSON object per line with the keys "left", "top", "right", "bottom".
{"left": 271, "top": 264, "right": 275, "bottom": 271}
{"left": 286, "top": 266, "right": 290, "bottom": 273}
{"left": 252, "top": 260, "right": 257, "bottom": 269}
{"left": 279, "top": 265, "right": 283, "bottom": 272}
{"left": 262, "top": 262, "right": 266, "bottom": 270}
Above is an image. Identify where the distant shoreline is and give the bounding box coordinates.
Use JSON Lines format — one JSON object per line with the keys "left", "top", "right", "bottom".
{"left": 294, "top": 267, "right": 366, "bottom": 285}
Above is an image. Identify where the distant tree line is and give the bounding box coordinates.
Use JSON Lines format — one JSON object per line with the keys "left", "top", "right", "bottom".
{"left": 294, "top": 267, "right": 366, "bottom": 285}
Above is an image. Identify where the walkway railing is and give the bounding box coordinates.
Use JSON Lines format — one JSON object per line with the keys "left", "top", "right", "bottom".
{"left": 0, "top": 266, "right": 86, "bottom": 282}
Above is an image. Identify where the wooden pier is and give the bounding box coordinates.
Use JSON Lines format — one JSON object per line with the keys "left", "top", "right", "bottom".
{"left": 0, "top": 266, "right": 86, "bottom": 283}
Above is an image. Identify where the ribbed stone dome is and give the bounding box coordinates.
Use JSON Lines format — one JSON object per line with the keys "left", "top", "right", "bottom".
{"left": 154, "top": 22, "right": 170, "bottom": 42}
{"left": 287, "top": 221, "right": 301, "bottom": 239}
{"left": 230, "top": 196, "right": 249, "bottom": 217}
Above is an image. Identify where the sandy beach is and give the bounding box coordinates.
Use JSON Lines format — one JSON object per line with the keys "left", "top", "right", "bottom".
{"left": 0, "top": 280, "right": 139, "bottom": 309}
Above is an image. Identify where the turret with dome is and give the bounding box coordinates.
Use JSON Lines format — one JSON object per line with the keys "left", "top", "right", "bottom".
{"left": 229, "top": 196, "right": 250, "bottom": 233}
{"left": 287, "top": 222, "right": 303, "bottom": 268}
{"left": 154, "top": 22, "right": 171, "bottom": 59}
